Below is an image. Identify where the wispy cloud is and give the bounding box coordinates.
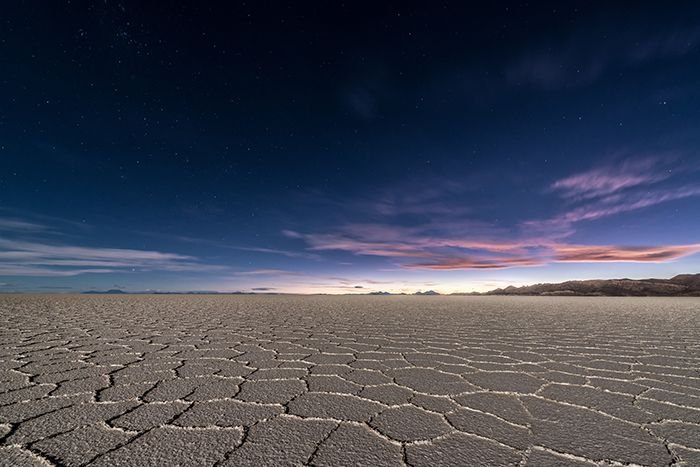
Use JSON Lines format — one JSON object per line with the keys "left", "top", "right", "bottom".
{"left": 550, "top": 157, "right": 670, "bottom": 200}
{"left": 527, "top": 157, "right": 700, "bottom": 231}
{"left": 233, "top": 269, "right": 302, "bottom": 276}
{"left": 285, "top": 159, "right": 700, "bottom": 270}
{"left": 287, "top": 223, "right": 537, "bottom": 261}
{"left": 557, "top": 185, "right": 700, "bottom": 224}
{"left": 395, "top": 241, "right": 700, "bottom": 271}
{"left": 404, "top": 256, "right": 544, "bottom": 270}
{"left": 234, "top": 246, "right": 320, "bottom": 260}
{"left": 326, "top": 276, "right": 393, "bottom": 285}
{"left": 0, "top": 266, "right": 115, "bottom": 277}
{"left": 285, "top": 224, "right": 546, "bottom": 271}
{"left": 368, "top": 182, "right": 474, "bottom": 217}
{"left": 553, "top": 244, "right": 700, "bottom": 263}
{"left": 0, "top": 209, "right": 91, "bottom": 232}
{"left": 288, "top": 227, "right": 700, "bottom": 270}
{"left": 135, "top": 231, "right": 319, "bottom": 260}
{"left": 0, "top": 218, "right": 48, "bottom": 232}
{"left": 507, "top": 24, "right": 700, "bottom": 88}
{"left": 0, "top": 238, "right": 225, "bottom": 276}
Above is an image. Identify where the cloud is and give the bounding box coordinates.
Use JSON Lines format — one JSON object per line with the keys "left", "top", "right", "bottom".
{"left": 133, "top": 231, "right": 319, "bottom": 261}
{"left": 0, "top": 266, "right": 115, "bottom": 277}
{"left": 525, "top": 157, "right": 700, "bottom": 232}
{"left": 402, "top": 242, "right": 700, "bottom": 270}
{"left": 234, "top": 246, "right": 320, "bottom": 260}
{"left": 404, "top": 257, "right": 545, "bottom": 270}
{"left": 233, "top": 269, "right": 302, "bottom": 276}
{"left": 281, "top": 230, "right": 304, "bottom": 239}
{"left": 301, "top": 234, "right": 433, "bottom": 258}
{"left": 344, "top": 88, "right": 376, "bottom": 120}
{"left": 279, "top": 157, "right": 700, "bottom": 271}
{"left": 507, "top": 25, "right": 700, "bottom": 88}
{"left": 553, "top": 244, "right": 700, "bottom": 263}
{"left": 551, "top": 158, "right": 670, "bottom": 200}
{"left": 251, "top": 287, "right": 275, "bottom": 291}
{"left": 368, "top": 182, "right": 474, "bottom": 217}
{"left": 529, "top": 184, "right": 700, "bottom": 232}
{"left": 569, "top": 185, "right": 700, "bottom": 221}
{"left": 325, "top": 277, "right": 392, "bottom": 286}
{"left": 290, "top": 223, "right": 537, "bottom": 260}
{"left": 287, "top": 219, "right": 700, "bottom": 271}
{"left": 286, "top": 223, "right": 551, "bottom": 270}
{"left": 0, "top": 238, "right": 225, "bottom": 276}
{"left": 340, "top": 66, "right": 389, "bottom": 121}
{"left": 0, "top": 207, "right": 100, "bottom": 231}
{"left": 0, "top": 218, "right": 47, "bottom": 232}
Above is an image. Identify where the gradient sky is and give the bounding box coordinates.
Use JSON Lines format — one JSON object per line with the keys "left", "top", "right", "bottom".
{"left": 2, "top": 2, "right": 700, "bottom": 293}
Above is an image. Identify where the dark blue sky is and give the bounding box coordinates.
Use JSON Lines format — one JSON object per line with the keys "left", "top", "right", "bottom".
{"left": 2, "top": 2, "right": 700, "bottom": 293}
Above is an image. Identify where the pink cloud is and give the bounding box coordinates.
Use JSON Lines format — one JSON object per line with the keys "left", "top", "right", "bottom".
{"left": 283, "top": 162, "right": 700, "bottom": 271}
{"left": 286, "top": 224, "right": 551, "bottom": 270}
{"left": 293, "top": 224, "right": 543, "bottom": 260}
{"left": 286, "top": 222, "right": 700, "bottom": 270}
{"left": 404, "top": 243, "right": 700, "bottom": 270}
{"left": 404, "top": 256, "right": 545, "bottom": 270}
{"left": 553, "top": 243, "right": 700, "bottom": 262}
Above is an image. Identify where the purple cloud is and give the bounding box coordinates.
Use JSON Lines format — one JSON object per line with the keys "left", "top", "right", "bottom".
{"left": 524, "top": 157, "right": 700, "bottom": 232}
{"left": 551, "top": 158, "right": 670, "bottom": 200}
{"left": 527, "top": 184, "right": 700, "bottom": 232}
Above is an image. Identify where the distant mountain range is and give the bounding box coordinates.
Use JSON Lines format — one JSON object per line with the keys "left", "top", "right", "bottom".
{"left": 75, "top": 274, "right": 700, "bottom": 296}
{"left": 484, "top": 274, "right": 700, "bottom": 297}
{"left": 82, "top": 289, "right": 127, "bottom": 294}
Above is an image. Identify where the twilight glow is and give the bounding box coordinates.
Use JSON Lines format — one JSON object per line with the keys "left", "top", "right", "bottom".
{"left": 1, "top": 3, "right": 700, "bottom": 293}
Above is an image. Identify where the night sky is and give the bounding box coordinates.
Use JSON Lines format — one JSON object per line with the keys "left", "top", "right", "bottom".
{"left": 2, "top": 2, "right": 700, "bottom": 293}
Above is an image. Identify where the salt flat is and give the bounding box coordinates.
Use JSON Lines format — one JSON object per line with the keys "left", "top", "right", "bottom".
{"left": 0, "top": 295, "right": 699, "bottom": 466}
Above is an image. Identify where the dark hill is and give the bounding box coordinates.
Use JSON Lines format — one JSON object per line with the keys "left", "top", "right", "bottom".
{"left": 485, "top": 274, "right": 700, "bottom": 297}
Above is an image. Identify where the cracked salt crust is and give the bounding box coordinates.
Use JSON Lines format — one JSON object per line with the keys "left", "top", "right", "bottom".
{"left": 0, "top": 294, "right": 699, "bottom": 466}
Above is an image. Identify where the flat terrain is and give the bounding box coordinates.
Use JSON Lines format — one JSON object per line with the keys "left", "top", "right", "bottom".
{"left": 1, "top": 295, "right": 699, "bottom": 466}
